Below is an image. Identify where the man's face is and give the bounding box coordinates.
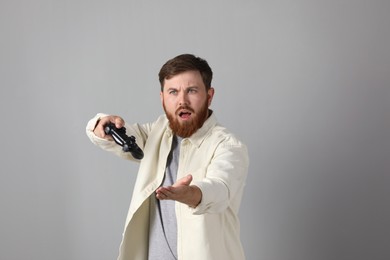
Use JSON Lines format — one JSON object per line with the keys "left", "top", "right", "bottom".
{"left": 160, "top": 70, "right": 214, "bottom": 138}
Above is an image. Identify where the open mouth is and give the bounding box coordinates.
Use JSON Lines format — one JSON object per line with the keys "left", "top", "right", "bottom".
{"left": 178, "top": 110, "right": 192, "bottom": 119}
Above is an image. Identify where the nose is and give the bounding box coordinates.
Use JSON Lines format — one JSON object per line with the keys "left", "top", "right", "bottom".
{"left": 178, "top": 91, "right": 189, "bottom": 106}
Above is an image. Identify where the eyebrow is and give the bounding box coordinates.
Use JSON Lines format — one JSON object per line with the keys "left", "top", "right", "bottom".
{"left": 166, "top": 86, "right": 199, "bottom": 91}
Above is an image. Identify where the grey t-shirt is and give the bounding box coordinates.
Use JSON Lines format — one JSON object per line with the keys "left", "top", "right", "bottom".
{"left": 148, "top": 136, "right": 181, "bottom": 260}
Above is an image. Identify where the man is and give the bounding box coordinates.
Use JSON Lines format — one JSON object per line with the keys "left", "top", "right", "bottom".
{"left": 86, "top": 54, "right": 249, "bottom": 260}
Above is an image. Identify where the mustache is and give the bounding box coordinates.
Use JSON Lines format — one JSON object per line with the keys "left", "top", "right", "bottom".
{"left": 176, "top": 106, "right": 194, "bottom": 114}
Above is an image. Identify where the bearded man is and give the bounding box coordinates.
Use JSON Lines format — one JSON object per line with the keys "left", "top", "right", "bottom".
{"left": 86, "top": 54, "right": 249, "bottom": 260}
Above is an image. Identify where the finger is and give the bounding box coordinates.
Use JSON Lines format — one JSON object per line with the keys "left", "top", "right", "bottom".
{"left": 94, "top": 120, "right": 108, "bottom": 138}
{"left": 156, "top": 191, "right": 168, "bottom": 200}
{"left": 114, "top": 117, "right": 125, "bottom": 128}
{"left": 156, "top": 192, "right": 165, "bottom": 200}
{"left": 100, "top": 116, "right": 125, "bottom": 128}
{"left": 157, "top": 187, "right": 175, "bottom": 199}
{"left": 160, "top": 187, "right": 173, "bottom": 196}
{"left": 94, "top": 116, "right": 125, "bottom": 139}
{"left": 173, "top": 174, "right": 193, "bottom": 188}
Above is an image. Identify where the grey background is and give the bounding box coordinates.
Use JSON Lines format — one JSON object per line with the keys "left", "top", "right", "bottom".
{"left": 1, "top": 0, "right": 389, "bottom": 260}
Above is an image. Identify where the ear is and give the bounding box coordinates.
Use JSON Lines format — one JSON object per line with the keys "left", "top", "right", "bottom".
{"left": 160, "top": 91, "right": 163, "bottom": 105}
{"left": 207, "top": 87, "right": 215, "bottom": 107}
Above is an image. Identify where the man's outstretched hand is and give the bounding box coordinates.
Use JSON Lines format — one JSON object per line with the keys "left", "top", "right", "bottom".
{"left": 156, "top": 174, "right": 202, "bottom": 208}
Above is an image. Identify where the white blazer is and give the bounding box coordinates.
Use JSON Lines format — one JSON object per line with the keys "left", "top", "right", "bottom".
{"left": 86, "top": 112, "right": 249, "bottom": 260}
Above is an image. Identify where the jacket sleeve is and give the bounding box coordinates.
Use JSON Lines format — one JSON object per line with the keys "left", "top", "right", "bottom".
{"left": 191, "top": 139, "right": 249, "bottom": 215}
{"left": 85, "top": 113, "right": 150, "bottom": 161}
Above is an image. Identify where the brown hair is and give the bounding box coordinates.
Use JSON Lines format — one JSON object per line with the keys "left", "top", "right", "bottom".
{"left": 158, "top": 54, "right": 213, "bottom": 91}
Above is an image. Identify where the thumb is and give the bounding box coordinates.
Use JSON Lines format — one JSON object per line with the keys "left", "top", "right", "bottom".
{"left": 174, "top": 174, "right": 193, "bottom": 187}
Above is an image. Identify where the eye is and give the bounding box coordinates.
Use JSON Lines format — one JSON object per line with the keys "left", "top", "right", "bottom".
{"left": 168, "top": 89, "right": 177, "bottom": 95}
{"left": 188, "top": 88, "right": 198, "bottom": 94}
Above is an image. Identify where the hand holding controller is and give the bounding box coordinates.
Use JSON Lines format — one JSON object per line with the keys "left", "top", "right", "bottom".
{"left": 104, "top": 123, "right": 144, "bottom": 160}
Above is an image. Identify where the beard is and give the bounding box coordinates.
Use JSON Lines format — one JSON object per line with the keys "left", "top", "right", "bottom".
{"left": 164, "top": 101, "right": 209, "bottom": 138}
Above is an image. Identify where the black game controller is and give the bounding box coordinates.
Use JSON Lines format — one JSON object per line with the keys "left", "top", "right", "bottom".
{"left": 104, "top": 123, "right": 144, "bottom": 160}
